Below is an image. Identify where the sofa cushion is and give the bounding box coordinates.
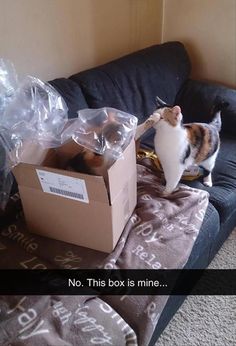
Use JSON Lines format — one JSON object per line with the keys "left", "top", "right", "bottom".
{"left": 49, "top": 78, "right": 88, "bottom": 118}
{"left": 70, "top": 42, "right": 191, "bottom": 123}
{"left": 176, "top": 79, "right": 236, "bottom": 137}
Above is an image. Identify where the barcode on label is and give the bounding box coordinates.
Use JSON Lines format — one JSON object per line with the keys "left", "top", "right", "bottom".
{"left": 49, "top": 187, "right": 84, "bottom": 200}
{"left": 36, "top": 169, "right": 89, "bottom": 203}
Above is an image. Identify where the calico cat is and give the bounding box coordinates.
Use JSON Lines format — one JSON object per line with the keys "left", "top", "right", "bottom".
{"left": 68, "top": 148, "right": 113, "bottom": 187}
{"left": 153, "top": 99, "right": 228, "bottom": 195}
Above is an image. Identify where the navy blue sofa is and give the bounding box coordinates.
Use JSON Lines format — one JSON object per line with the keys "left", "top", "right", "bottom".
{"left": 49, "top": 41, "right": 236, "bottom": 344}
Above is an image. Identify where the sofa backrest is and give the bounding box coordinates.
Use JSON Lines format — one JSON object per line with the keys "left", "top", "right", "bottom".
{"left": 69, "top": 41, "right": 191, "bottom": 122}
{"left": 49, "top": 78, "right": 88, "bottom": 118}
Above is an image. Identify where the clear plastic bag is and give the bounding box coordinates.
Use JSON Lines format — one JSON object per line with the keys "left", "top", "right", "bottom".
{"left": 0, "top": 58, "right": 18, "bottom": 117}
{"left": 2, "top": 76, "right": 68, "bottom": 149}
{"left": 0, "top": 70, "right": 68, "bottom": 210}
{"left": 0, "top": 60, "right": 137, "bottom": 210}
{"left": 61, "top": 107, "right": 137, "bottom": 159}
{"left": 0, "top": 128, "right": 15, "bottom": 210}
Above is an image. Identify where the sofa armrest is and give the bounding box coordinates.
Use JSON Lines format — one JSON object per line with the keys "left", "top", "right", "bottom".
{"left": 176, "top": 79, "right": 236, "bottom": 138}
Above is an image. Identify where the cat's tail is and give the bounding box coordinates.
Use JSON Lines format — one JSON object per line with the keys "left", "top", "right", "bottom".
{"left": 210, "top": 97, "right": 229, "bottom": 131}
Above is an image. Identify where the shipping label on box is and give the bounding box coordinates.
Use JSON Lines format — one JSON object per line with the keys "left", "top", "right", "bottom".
{"left": 36, "top": 169, "right": 89, "bottom": 203}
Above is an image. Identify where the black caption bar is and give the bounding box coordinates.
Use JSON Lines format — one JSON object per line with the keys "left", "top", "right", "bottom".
{"left": 0, "top": 269, "right": 236, "bottom": 295}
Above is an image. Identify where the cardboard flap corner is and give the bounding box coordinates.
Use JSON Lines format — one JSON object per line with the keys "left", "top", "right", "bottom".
{"left": 13, "top": 163, "right": 35, "bottom": 186}
{"left": 107, "top": 140, "right": 136, "bottom": 203}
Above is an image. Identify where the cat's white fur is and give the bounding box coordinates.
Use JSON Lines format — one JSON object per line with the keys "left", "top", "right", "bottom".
{"left": 153, "top": 107, "right": 219, "bottom": 194}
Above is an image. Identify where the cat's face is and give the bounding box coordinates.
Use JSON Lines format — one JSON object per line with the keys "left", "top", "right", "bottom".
{"left": 154, "top": 105, "right": 183, "bottom": 128}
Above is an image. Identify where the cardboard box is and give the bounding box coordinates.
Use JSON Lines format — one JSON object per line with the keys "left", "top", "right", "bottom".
{"left": 13, "top": 140, "right": 137, "bottom": 253}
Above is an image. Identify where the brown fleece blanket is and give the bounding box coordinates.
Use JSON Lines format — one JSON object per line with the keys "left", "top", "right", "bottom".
{"left": 0, "top": 163, "right": 209, "bottom": 346}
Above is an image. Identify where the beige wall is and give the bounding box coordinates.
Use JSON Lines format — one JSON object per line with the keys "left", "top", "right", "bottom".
{"left": 162, "top": 0, "right": 236, "bottom": 88}
{"left": 0, "top": 0, "right": 163, "bottom": 81}
{"left": 2, "top": 0, "right": 235, "bottom": 87}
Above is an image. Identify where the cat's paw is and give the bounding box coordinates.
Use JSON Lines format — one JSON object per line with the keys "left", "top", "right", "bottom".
{"left": 162, "top": 186, "right": 180, "bottom": 196}
{"left": 162, "top": 188, "right": 173, "bottom": 196}
{"left": 203, "top": 181, "right": 213, "bottom": 187}
{"left": 145, "top": 112, "right": 161, "bottom": 128}
{"left": 203, "top": 175, "right": 213, "bottom": 187}
{"left": 150, "top": 112, "right": 161, "bottom": 123}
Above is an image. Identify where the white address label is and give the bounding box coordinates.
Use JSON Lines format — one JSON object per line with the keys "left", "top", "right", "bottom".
{"left": 36, "top": 169, "right": 89, "bottom": 203}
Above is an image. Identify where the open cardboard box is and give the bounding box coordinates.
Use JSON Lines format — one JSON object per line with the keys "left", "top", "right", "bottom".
{"left": 13, "top": 140, "right": 137, "bottom": 253}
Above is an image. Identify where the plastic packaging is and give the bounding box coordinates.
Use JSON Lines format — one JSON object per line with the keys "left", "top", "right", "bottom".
{"left": 2, "top": 76, "right": 68, "bottom": 149}
{"left": 0, "top": 58, "right": 18, "bottom": 117}
{"left": 0, "top": 128, "right": 15, "bottom": 210}
{"left": 0, "top": 65, "right": 68, "bottom": 210}
{"left": 61, "top": 107, "right": 137, "bottom": 159}
{"left": 0, "top": 59, "right": 137, "bottom": 210}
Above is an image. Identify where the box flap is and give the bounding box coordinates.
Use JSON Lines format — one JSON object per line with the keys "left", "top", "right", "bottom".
{"left": 110, "top": 169, "right": 137, "bottom": 247}
{"left": 13, "top": 163, "right": 109, "bottom": 204}
{"left": 107, "top": 139, "right": 136, "bottom": 203}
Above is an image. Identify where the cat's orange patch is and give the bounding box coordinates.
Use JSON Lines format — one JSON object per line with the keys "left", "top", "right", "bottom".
{"left": 83, "top": 150, "right": 104, "bottom": 167}
{"left": 186, "top": 125, "right": 199, "bottom": 145}
{"left": 196, "top": 129, "right": 211, "bottom": 163}
{"left": 186, "top": 124, "right": 211, "bottom": 163}
{"left": 163, "top": 107, "right": 181, "bottom": 127}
